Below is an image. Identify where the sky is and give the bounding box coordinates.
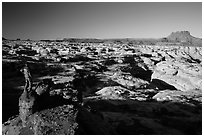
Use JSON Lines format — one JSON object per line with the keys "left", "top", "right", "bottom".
{"left": 2, "top": 2, "right": 202, "bottom": 40}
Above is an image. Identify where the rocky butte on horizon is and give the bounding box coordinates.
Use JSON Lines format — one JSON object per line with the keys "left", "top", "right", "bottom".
{"left": 165, "top": 31, "right": 202, "bottom": 46}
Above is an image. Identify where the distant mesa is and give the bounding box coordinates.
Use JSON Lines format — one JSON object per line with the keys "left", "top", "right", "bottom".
{"left": 160, "top": 31, "right": 202, "bottom": 46}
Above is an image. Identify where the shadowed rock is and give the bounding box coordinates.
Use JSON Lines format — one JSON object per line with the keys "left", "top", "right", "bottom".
{"left": 19, "top": 64, "right": 36, "bottom": 127}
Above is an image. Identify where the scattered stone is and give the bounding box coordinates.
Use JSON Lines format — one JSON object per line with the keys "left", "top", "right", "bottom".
{"left": 2, "top": 33, "right": 202, "bottom": 135}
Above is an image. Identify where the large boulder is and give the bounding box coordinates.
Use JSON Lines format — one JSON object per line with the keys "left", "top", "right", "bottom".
{"left": 151, "top": 60, "right": 202, "bottom": 91}
{"left": 2, "top": 105, "right": 78, "bottom": 135}
{"left": 2, "top": 104, "right": 114, "bottom": 135}
{"left": 152, "top": 89, "right": 202, "bottom": 105}
{"left": 95, "top": 86, "right": 152, "bottom": 101}
{"left": 110, "top": 71, "right": 149, "bottom": 90}
{"left": 95, "top": 86, "right": 131, "bottom": 100}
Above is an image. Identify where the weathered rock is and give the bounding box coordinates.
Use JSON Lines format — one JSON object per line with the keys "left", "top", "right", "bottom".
{"left": 120, "top": 63, "right": 152, "bottom": 81}
{"left": 152, "top": 89, "right": 202, "bottom": 105}
{"left": 19, "top": 95, "right": 35, "bottom": 127}
{"left": 110, "top": 71, "right": 149, "bottom": 90}
{"left": 151, "top": 60, "right": 202, "bottom": 91}
{"left": 35, "top": 78, "right": 53, "bottom": 95}
{"left": 2, "top": 104, "right": 115, "bottom": 135}
{"left": 86, "top": 98, "right": 201, "bottom": 135}
{"left": 95, "top": 86, "right": 130, "bottom": 100}
{"left": 3, "top": 105, "right": 77, "bottom": 135}
{"left": 95, "top": 86, "right": 151, "bottom": 101}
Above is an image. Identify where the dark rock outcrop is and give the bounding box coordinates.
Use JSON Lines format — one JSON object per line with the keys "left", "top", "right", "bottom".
{"left": 2, "top": 104, "right": 115, "bottom": 135}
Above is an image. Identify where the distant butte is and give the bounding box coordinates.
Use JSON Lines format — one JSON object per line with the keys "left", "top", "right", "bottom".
{"left": 163, "top": 31, "right": 202, "bottom": 46}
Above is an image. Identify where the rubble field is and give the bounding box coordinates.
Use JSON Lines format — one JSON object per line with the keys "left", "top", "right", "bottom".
{"left": 2, "top": 31, "right": 202, "bottom": 135}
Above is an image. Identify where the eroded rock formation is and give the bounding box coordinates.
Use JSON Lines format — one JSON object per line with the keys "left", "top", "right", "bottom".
{"left": 2, "top": 32, "right": 202, "bottom": 134}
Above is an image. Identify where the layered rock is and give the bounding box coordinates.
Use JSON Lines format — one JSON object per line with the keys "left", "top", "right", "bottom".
{"left": 94, "top": 86, "right": 155, "bottom": 101}
{"left": 151, "top": 60, "right": 202, "bottom": 91}
{"left": 152, "top": 89, "right": 202, "bottom": 105}
{"left": 95, "top": 86, "right": 133, "bottom": 100}
{"left": 110, "top": 71, "right": 149, "bottom": 90}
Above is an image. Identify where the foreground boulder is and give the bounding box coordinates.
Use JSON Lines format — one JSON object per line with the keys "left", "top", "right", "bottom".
{"left": 85, "top": 98, "right": 201, "bottom": 135}
{"left": 2, "top": 63, "right": 114, "bottom": 135}
{"left": 2, "top": 104, "right": 115, "bottom": 135}
{"left": 2, "top": 105, "right": 77, "bottom": 135}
